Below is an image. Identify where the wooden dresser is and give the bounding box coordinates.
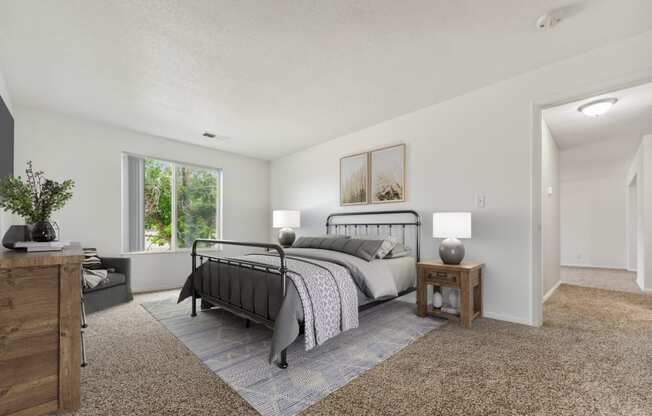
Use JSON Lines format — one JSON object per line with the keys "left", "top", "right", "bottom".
{"left": 0, "top": 247, "right": 84, "bottom": 416}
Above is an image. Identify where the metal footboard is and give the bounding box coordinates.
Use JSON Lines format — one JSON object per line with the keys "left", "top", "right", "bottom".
{"left": 190, "top": 239, "right": 289, "bottom": 368}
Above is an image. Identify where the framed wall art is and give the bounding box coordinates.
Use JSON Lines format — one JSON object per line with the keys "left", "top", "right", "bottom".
{"left": 370, "top": 144, "right": 405, "bottom": 204}
{"left": 340, "top": 152, "right": 369, "bottom": 205}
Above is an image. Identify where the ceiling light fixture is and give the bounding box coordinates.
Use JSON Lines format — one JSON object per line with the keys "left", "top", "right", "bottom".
{"left": 536, "top": 12, "right": 561, "bottom": 29}
{"left": 577, "top": 98, "right": 618, "bottom": 117}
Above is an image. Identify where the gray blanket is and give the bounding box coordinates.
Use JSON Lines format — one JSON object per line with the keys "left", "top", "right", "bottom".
{"left": 179, "top": 249, "right": 395, "bottom": 362}
{"left": 284, "top": 248, "right": 399, "bottom": 299}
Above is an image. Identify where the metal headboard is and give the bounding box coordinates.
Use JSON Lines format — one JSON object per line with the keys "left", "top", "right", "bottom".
{"left": 325, "top": 210, "right": 421, "bottom": 261}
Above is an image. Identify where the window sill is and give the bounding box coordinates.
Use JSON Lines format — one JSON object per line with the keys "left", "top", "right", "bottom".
{"left": 122, "top": 248, "right": 223, "bottom": 256}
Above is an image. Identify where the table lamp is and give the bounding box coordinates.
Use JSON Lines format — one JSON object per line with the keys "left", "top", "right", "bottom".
{"left": 273, "top": 210, "right": 301, "bottom": 247}
{"left": 433, "top": 212, "right": 472, "bottom": 265}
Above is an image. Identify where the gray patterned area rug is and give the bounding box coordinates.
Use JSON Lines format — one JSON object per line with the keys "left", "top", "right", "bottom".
{"left": 142, "top": 292, "right": 444, "bottom": 416}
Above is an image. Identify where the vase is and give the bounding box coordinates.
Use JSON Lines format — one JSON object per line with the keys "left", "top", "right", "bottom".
{"left": 31, "top": 221, "right": 57, "bottom": 242}
{"left": 449, "top": 289, "right": 459, "bottom": 309}
{"left": 433, "top": 291, "right": 443, "bottom": 308}
{"left": 2, "top": 225, "right": 31, "bottom": 249}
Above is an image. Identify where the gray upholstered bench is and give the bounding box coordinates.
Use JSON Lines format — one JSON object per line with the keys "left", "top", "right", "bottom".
{"left": 83, "top": 257, "right": 133, "bottom": 314}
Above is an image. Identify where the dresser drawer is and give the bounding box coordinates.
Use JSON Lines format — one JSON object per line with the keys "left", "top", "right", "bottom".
{"left": 0, "top": 350, "right": 59, "bottom": 416}
{"left": 0, "top": 267, "right": 59, "bottom": 321}
{"left": 0, "top": 320, "right": 59, "bottom": 361}
{"left": 425, "top": 269, "right": 460, "bottom": 286}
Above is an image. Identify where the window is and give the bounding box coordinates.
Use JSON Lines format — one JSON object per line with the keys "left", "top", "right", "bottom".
{"left": 124, "top": 155, "right": 221, "bottom": 252}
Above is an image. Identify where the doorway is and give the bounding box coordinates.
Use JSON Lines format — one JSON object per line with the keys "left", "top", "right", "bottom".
{"left": 539, "top": 81, "right": 652, "bottom": 306}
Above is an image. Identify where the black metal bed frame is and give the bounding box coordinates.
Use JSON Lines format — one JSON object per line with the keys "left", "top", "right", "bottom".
{"left": 325, "top": 210, "right": 421, "bottom": 262}
{"left": 190, "top": 210, "right": 421, "bottom": 369}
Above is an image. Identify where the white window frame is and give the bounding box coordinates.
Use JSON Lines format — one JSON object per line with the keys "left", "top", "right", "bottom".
{"left": 121, "top": 152, "right": 223, "bottom": 255}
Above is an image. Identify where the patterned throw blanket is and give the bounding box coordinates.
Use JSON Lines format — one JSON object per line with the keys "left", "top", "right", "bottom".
{"left": 244, "top": 254, "right": 359, "bottom": 351}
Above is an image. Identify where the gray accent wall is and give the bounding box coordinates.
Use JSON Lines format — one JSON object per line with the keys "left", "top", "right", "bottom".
{"left": 0, "top": 95, "right": 13, "bottom": 178}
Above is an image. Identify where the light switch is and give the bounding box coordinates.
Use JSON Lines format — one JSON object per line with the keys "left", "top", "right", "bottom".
{"left": 547, "top": 186, "right": 553, "bottom": 196}
{"left": 476, "top": 194, "right": 486, "bottom": 208}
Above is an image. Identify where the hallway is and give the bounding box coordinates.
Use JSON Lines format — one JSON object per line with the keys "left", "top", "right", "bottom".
{"left": 561, "top": 266, "right": 641, "bottom": 293}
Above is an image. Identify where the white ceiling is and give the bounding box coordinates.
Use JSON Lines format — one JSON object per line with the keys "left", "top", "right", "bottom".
{"left": 2, "top": 1, "right": 652, "bottom": 160}
{"left": 544, "top": 81, "right": 652, "bottom": 150}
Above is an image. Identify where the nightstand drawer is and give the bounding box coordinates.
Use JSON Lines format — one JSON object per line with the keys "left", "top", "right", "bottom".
{"left": 426, "top": 270, "right": 459, "bottom": 285}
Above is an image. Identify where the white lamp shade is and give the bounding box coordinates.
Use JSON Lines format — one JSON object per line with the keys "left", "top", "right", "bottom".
{"left": 273, "top": 210, "right": 301, "bottom": 228}
{"left": 433, "top": 212, "right": 472, "bottom": 239}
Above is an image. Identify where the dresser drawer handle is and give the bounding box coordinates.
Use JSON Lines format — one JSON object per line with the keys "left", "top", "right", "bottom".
{"left": 428, "top": 272, "right": 456, "bottom": 282}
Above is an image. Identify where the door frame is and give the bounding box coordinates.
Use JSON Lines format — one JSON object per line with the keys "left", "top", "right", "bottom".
{"left": 530, "top": 74, "right": 652, "bottom": 326}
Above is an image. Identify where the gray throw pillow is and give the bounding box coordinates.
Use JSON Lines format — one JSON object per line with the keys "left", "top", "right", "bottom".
{"left": 292, "top": 235, "right": 349, "bottom": 249}
{"left": 331, "top": 238, "right": 385, "bottom": 261}
{"left": 292, "top": 236, "right": 387, "bottom": 261}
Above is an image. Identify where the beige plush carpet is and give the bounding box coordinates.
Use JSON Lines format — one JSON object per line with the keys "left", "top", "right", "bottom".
{"left": 561, "top": 266, "right": 641, "bottom": 293}
{"left": 72, "top": 284, "right": 652, "bottom": 416}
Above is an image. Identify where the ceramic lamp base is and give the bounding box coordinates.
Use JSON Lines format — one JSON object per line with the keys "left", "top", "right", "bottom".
{"left": 278, "top": 227, "right": 296, "bottom": 247}
{"left": 438, "top": 237, "right": 465, "bottom": 265}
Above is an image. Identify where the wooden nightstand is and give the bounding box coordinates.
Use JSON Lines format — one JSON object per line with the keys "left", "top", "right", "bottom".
{"left": 417, "top": 260, "right": 484, "bottom": 328}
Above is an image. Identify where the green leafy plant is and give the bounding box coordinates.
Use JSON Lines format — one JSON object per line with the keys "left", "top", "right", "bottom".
{"left": 0, "top": 161, "right": 75, "bottom": 224}
{"left": 144, "top": 159, "right": 172, "bottom": 247}
{"left": 141, "top": 160, "right": 217, "bottom": 250}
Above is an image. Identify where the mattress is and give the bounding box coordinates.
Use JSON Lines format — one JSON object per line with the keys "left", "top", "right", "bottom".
{"left": 381, "top": 256, "right": 417, "bottom": 293}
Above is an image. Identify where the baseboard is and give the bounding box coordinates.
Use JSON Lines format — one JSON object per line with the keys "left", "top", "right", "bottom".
{"left": 133, "top": 286, "right": 183, "bottom": 295}
{"left": 482, "top": 311, "right": 531, "bottom": 326}
{"left": 542, "top": 280, "right": 561, "bottom": 303}
{"left": 639, "top": 284, "right": 652, "bottom": 293}
{"left": 561, "top": 264, "right": 628, "bottom": 271}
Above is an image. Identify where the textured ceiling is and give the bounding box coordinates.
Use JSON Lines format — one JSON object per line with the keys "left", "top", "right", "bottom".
{"left": 1, "top": 0, "right": 652, "bottom": 159}
{"left": 544, "top": 81, "right": 652, "bottom": 150}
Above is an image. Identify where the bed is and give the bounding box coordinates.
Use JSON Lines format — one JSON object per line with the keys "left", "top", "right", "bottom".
{"left": 177, "top": 210, "right": 421, "bottom": 368}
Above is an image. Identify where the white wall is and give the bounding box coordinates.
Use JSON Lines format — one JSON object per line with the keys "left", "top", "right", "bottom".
{"left": 541, "top": 120, "right": 560, "bottom": 298}
{"left": 0, "top": 66, "right": 15, "bottom": 239}
{"left": 13, "top": 106, "right": 270, "bottom": 292}
{"left": 626, "top": 135, "right": 652, "bottom": 291}
{"left": 558, "top": 135, "right": 641, "bottom": 269}
{"left": 561, "top": 178, "right": 626, "bottom": 268}
{"left": 271, "top": 29, "right": 652, "bottom": 325}
{"left": 0, "top": 69, "right": 12, "bottom": 114}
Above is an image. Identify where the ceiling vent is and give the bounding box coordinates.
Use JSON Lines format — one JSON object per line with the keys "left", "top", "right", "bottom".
{"left": 203, "top": 132, "right": 230, "bottom": 141}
